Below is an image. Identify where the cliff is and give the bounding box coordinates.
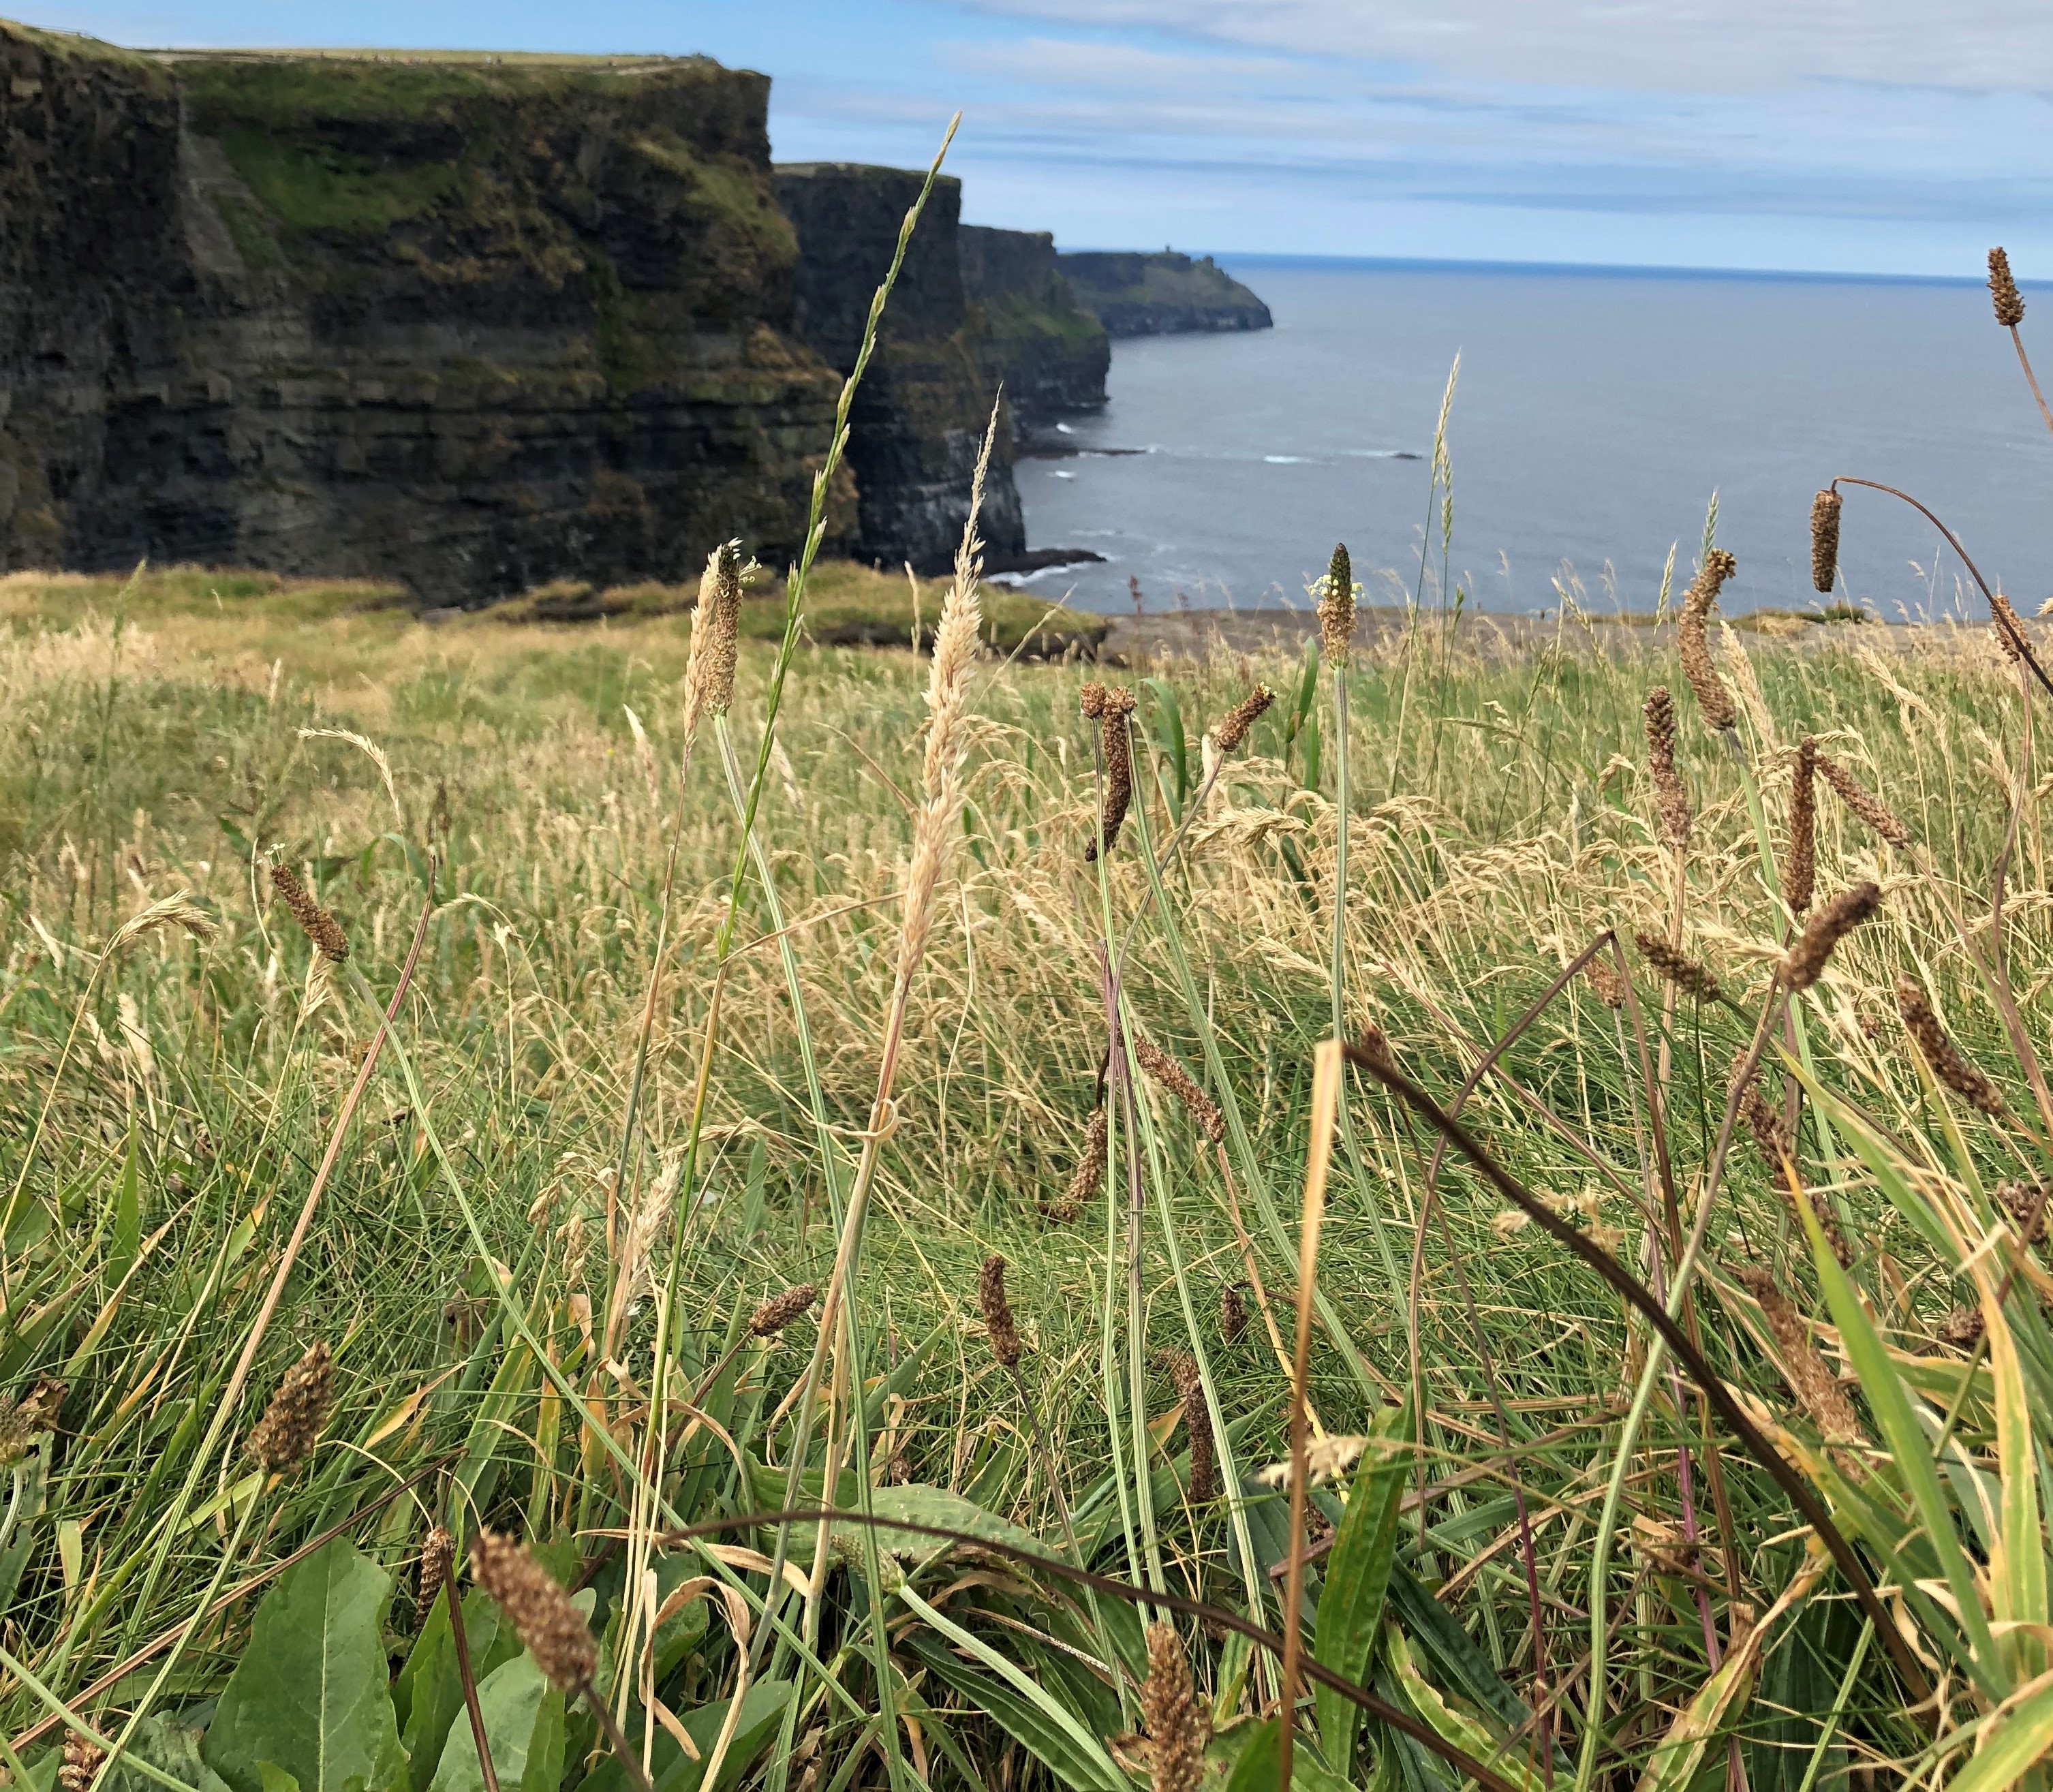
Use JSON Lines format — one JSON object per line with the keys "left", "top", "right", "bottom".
{"left": 956, "top": 226, "right": 1108, "bottom": 423}
{"left": 0, "top": 31, "right": 870, "bottom": 599}
{"left": 773, "top": 164, "right": 1024, "bottom": 572}
{"left": 1056, "top": 251, "right": 1271, "bottom": 338}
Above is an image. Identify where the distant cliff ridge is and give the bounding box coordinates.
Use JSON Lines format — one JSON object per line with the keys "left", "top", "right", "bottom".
{"left": 1057, "top": 251, "right": 1273, "bottom": 338}
{"left": 957, "top": 227, "right": 1109, "bottom": 423}
{"left": 0, "top": 28, "right": 864, "bottom": 600}
{"left": 773, "top": 164, "right": 1024, "bottom": 572}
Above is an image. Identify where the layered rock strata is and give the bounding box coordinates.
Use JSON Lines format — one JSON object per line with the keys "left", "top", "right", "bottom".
{"left": 1057, "top": 250, "right": 1271, "bottom": 337}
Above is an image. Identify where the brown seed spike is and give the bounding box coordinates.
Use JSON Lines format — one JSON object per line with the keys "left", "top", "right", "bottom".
{"left": 1991, "top": 590, "right": 2028, "bottom": 666}
{"left": 470, "top": 1530, "right": 598, "bottom": 1690}
{"left": 1633, "top": 931, "right": 1720, "bottom": 1003}
{"left": 1219, "top": 1282, "right": 1248, "bottom": 1344}
{"left": 1813, "top": 752, "right": 1912, "bottom": 849}
{"left": 1133, "top": 1034, "right": 1224, "bottom": 1144}
{"left": 1316, "top": 542, "right": 1357, "bottom": 667}
{"left": 1896, "top": 976, "right": 2006, "bottom": 1117}
{"left": 1735, "top": 1267, "right": 1864, "bottom": 1445}
{"left": 979, "top": 1254, "right": 1023, "bottom": 1368}
{"left": 270, "top": 862, "right": 350, "bottom": 963}
{"left": 1583, "top": 955, "right": 1628, "bottom": 1010}
{"left": 1786, "top": 739, "right": 1818, "bottom": 916}
{"left": 749, "top": 1284, "right": 819, "bottom": 1338}
{"left": 1041, "top": 1105, "right": 1107, "bottom": 1222}
{"left": 60, "top": 1731, "right": 105, "bottom": 1792}
{"left": 1211, "top": 684, "right": 1274, "bottom": 754}
{"left": 1085, "top": 687, "right": 1137, "bottom": 862}
{"left": 246, "top": 1341, "right": 333, "bottom": 1474}
{"left": 1139, "top": 1622, "right": 1211, "bottom": 1792}
{"left": 1643, "top": 688, "right": 1691, "bottom": 849}
{"left": 1078, "top": 681, "right": 1109, "bottom": 720}
{"left": 1782, "top": 880, "right": 1881, "bottom": 993}
{"left": 418, "top": 1526, "right": 455, "bottom": 1610}
{"left": 1184, "top": 1381, "right": 1216, "bottom": 1504}
{"left": 1352, "top": 1023, "right": 1399, "bottom": 1078}
{"left": 1678, "top": 550, "right": 1739, "bottom": 732}
{"left": 1808, "top": 489, "right": 1842, "bottom": 594}
{"left": 1991, "top": 247, "right": 2026, "bottom": 328}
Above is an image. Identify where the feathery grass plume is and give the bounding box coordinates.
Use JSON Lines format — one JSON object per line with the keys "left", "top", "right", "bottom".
{"left": 1998, "top": 1179, "right": 2050, "bottom": 1244}
{"left": 470, "top": 1531, "right": 598, "bottom": 1690}
{"left": 1316, "top": 542, "right": 1356, "bottom": 667}
{"left": 1895, "top": 976, "right": 2006, "bottom": 1117}
{"left": 978, "top": 1253, "right": 1022, "bottom": 1368}
{"left": 1786, "top": 739, "right": 1818, "bottom": 915}
{"left": 749, "top": 1283, "right": 818, "bottom": 1338}
{"left": 1041, "top": 1104, "right": 1107, "bottom": 1222}
{"left": 1133, "top": 1034, "right": 1224, "bottom": 1144}
{"left": 1633, "top": 931, "right": 1720, "bottom": 1003}
{"left": 1782, "top": 880, "right": 1881, "bottom": 992}
{"left": 1083, "top": 685, "right": 1137, "bottom": 863}
{"left": 1991, "top": 589, "right": 2028, "bottom": 665}
{"left": 108, "top": 889, "right": 216, "bottom": 955}
{"left": 0, "top": 1378, "right": 65, "bottom": 1467}
{"left": 1642, "top": 688, "right": 1691, "bottom": 848}
{"left": 680, "top": 539, "right": 745, "bottom": 756}
{"left": 269, "top": 861, "right": 349, "bottom": 963}
{"left": 59, "top": 1731, "right": 104, "bottom": 1792}
{"left": 1735, "top": 1267, "right": 1864, "bottom": 1445}
{"left": 1583, "top": 955, "right": 1628, "bottom": 1008}
{"left": 1139, "top": 1622, "right": 1210, "bottom": 1792}
{"left": 245, "top": 1341, "right": 333, "bottom": 1473}
{"left": 1808, "top": 489, "right": 1842, "bottom": 593}
{"left": 1813, "top": 750, "right": 1912, "bottom": 849}
{"left": 1220, "top": 1282, "right": 1248, "bottom": 1344}
{"left": 1991, "top": 247, "right": 2026, "bottom": 327}
{"left": 1677, "top": 548, "right": 1739, "bottom": 731}
{"left": 1211, "top": 683, "right": 1274, "bottom": 753}
{"left": 418, "top": 1525, "right": 455, "bottom": 1609}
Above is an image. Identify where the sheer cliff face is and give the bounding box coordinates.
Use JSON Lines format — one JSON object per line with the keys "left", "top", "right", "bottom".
{"left": 957, "top": 227, "right": 1109, "bottom": 424}
{"left": 0, "top": 29, "right": 852, "bottom": 599}
{"left": 1056, "top": 251, "right": 1272, "bottom": 338}
{"left": 773, "top": 165, "right": 1025, "bottom": 574}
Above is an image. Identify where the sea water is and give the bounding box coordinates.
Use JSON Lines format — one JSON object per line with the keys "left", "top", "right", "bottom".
{"left": 1014, "top": 258, "right": 2052, "bottom": 619}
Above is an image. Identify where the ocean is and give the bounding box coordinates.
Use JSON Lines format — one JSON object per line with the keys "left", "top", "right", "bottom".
{"left": 1012, "top": 258, "right": 2053, "bottom": 619}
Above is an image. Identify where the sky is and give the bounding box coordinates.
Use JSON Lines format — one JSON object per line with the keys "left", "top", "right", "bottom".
{"left": 13, "top": 0, "right": 2053, "bottom": 275}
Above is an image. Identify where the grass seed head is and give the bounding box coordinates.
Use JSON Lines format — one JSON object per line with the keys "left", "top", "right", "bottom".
{"left": 1140, "top": 1622, "right": 1210, "bottom": 1792}
{"left": 1133, "top": 1034, "right": 1224, "bottom": 1144}
{"left": 60, "top": 1731, "right": 105, "bottom": 1792}
{"left": 1633, "top": 931, "right": 1720, "bottom": 1003}
{"left": 246, "top": 1341, "right": 333, "bottom": 1473}
{"left": 979, "top": 1253, "right": 1023, "bottom": 1368}
{"left": 1678, "top": 550, "right": 1740, "bottom": 732}
{"left": 1782, "top": 880, "right": 1881, "bottom": 992}
{"left": 1786, "top": 739, "right": 1818, "bottom": 916}
{"left": 1991, "top": 590, "right": 2028, "bottom": 665}
{"left": 1895, "top": 976, "right": 2006, "bottom": 1116}
{"left": 1219, "top": 1282, "right": 1248, "bottom": 1344}
{"left": 1642, "top": 687, "right": 1691, "bottom": 848}
{"left": 1735, "top": 1267, "right": 1864, "bottom": 1445}
{"left": 1583, "top": 954, "right": 1629, "bottom": 1009}
{"left": 1991, "top": 247, "right": 2026, "bottom": 327}
{"left": 470, "top": 1530, "right": 597, "bottom": 1689}
{"left": 1184, "top": 1381, "right": 1216, "bottom": 1503}
{"left": 1808, "top": 489, "right": 1842, "bottom": 593}
{"left": 1813, "top": 751, "right": 1912, "bottom": 849}
{"left": 1998, "top": 1179, "right": 2049, "bottom": 1243}
{"left": 1085, "top": 688, "right": 1137, "bottom": 862}
{"left": 0, "top": 1378, "right": 66, "bottom": 1466}
{"left": 1041, "top": 1104, "right": 1107, "bottom": 1222}
{"left": 1352, "top": 1023, "right": 1399, "bottom": 1078}
{"left": 269, "top": 863, "right": 349, "bottom": 963}
{"left": 1211, "top": 684, "right": 1274, "bottom": 753}
{"left": 1316, "top": 542, "right": 1356, "bottom": 667}
{"left": 750, "top": 1283, "right": 819, "bottom": 1338}
{"left": 418, "top": 1526, "right": 455, "bottom": 1609}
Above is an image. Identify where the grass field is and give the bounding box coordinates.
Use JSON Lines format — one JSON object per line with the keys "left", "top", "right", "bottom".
{"left": 3, "top": 523, "right": 2052, "bottom": 1792}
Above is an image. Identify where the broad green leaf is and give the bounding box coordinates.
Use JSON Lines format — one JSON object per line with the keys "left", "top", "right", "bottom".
{"left": 854, "top": 1481, "right": 1050, "bottom": 1566}
{"left": 256, "top": 1770, "right": 298, "bottom": 1792}
{"left": 1800, "top": 1192, "right": 2003, "bottom": 1699}
{"left": 395, "top": 1588, "right": 521, "bottom": 1791}
{"left": 104, "top": 1718, "right": 234, "bottom": 1792}
{"left": 202, "top": 1537, "right": 408, "bottom": 1792}
{"left": 1315, "top": 1408, "right": 1407, "bottom": 1772}
{"left": 1217, "top": 1719, "right": 1351, "bottom": 1792}
{"left": 1386, "top": 1628, "right": 1549, "bottom": 1792}
{"left": 1387, "top": 1564, "right": 1546, "bottom": 1753}
{"left": 426, "top": 1653, "right": 562, "bottom": 1792}
{"left": 576, "top": 1682, "right": 792, "bottom": 1792}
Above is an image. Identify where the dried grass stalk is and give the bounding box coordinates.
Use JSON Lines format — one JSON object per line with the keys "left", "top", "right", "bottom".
{"left": 1643, "top": 688, "right": 1691, "bottom": 848}
{"left": 1678, "top": 549, "right": 1739, "bottom": 731}
{"left": 1991, "top": 247, "right": 2026, "bottom": 327}
{"left": 979, "top": 1254, "right": 1023, "bottom": 1368}
{"left": 1633, "top": 931, "right": 1720, "bottom": 1003}
{"left": 1139, "top": 1622, "right": 1210, "bottom": 1792}
{"left": 271, "top": 862, "right": 350, "bottom": 963}
{"left": 1786, "top": 739, "right": 1817, "bottom": 915}
{"left": 470, "top": 1531, "right": 598, "bottom": 1690}
{"left": 1895, "top": 976, "right": 2006, "bottom": 1116}
{"left": 108, "top": 890, "right": 216, "bottom": 955}
{"left": 1133, "top": 1034, "right": 1224, "bottom": 1143}
{"left": 1782, "top": 880, "right": 1881, "bottom": 992}
{"left": 1814, "top": 752, "right": 1911, "bottom": 848}
{"left": 1808, "top": 489, "right": 1842, "bottom": 593}
{"left": 245, "top": 1341, "right": 333, "bottom": 1473}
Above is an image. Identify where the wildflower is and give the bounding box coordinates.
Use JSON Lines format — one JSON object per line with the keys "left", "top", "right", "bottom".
{"left": 1990, "top": 247, "right": 2026, "bottom": 328}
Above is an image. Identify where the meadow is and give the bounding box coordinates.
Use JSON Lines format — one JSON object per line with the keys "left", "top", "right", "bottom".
{"left": 3, "top": 196, "right": 2053, "bottom": 1792}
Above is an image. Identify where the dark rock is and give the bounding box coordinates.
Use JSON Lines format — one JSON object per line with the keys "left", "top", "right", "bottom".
{"left": 0, "top": 31, "right": 854, "bottom": 602}
{"left": 1057, "top": 251, "right": 1271, "bottom": 338}
{"left": 774, "top": 162, "right": 1025, "bottom": 574}
{"left": 957, "top": 226, "right": 1108, "bottom": 425}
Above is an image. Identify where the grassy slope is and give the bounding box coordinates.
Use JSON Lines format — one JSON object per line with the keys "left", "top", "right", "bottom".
{"left": 0, "top": 578, "right": 2042, "bottom": 1782}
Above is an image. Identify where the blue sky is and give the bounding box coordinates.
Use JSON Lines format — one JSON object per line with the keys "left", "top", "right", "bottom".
{"left": 14, "top": 0, "right": 2053, "bottom": 275}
